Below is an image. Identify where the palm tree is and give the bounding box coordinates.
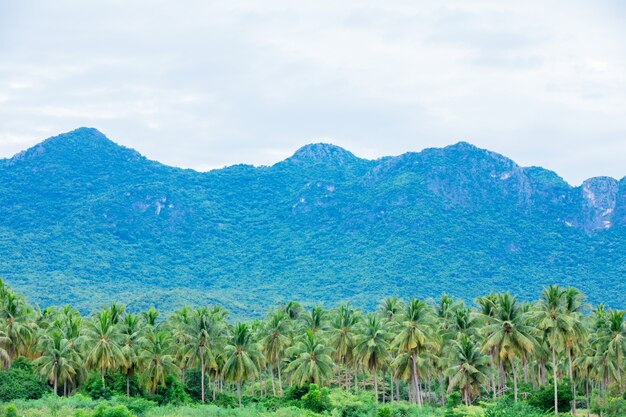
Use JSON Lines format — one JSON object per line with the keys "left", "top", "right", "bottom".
{"left": 533, "top": 285, "right": 574, "bottom": 416}
{"left": 482, "top": 293, "right": 537, "bottom": 402}
{"left": 597, "top": 309, "right": 626, "bottom": 387}
{"left": 285, "top": 330, "right": 335, "bottom": 386}
{"left": 391, "top": 298, "right": 435, "bottom": 406}
{"left": 304, "top": 306, "right": 328, "bottom": 334}
{"left": 329, "top": 304, "right": 359, "bottom": 390}
{"left": 445, "top": 335, "right": 489, "bottom": 405}
{"left": 222, "top": 323, "right": 262, "bottom": 406}
{"left": 83, "top": 309, "right": 126, "bottom": 386}
{"left": 33, "top": 330, "right": 80, "bottom": 395}
{"left": 0, "top": 291, "right": 34, "bottom": 363}
{"left": 184, "top": 307, "right": 225, "bottom": 403}
{"left": 120, "top": 313, "right": 144, "bottom": 396}
{"left": 261, "top": 310, "right": 290, "bottom": 397}
{"left": 139, "top": 330, "right": 177, "bottom": 393}
{"left": 142, "top": 307, "right": 159, "bottom": 328}
{"left": 563, "top": 287, "right": 587, "bottom": 414}
{"left": 354, "top": 314, "right": 389, "bottom": 402}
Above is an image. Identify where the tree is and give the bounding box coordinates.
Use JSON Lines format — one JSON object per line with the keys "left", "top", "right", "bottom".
{"left": 328, "top": 303, "right": 359, "bottom": 391}
{"left": 261, "top": 310, "right": 290, "bottom": 397}
{"left": 83, "top": 309, "right": 125, "bottom": 386}
{"left": 445, "top": 335, "right": 489, "bottom": 405}
{"left": 533, "top": 285, "right": 574, "bottom": 416}
{"left": 391, "top": 298, "right": 435, "bottom": 406}
{"left": 119, "top": 313, "right": 144, "bottom": 396}
{"left": 33, "top": 330, "right": 80, "bottom": 395}
{"left": 183, "top": 307, "right": 225, "bottom": 403}
{"left": 482, "top": 293, "right": 537, "bottom": 403}
{"left": 285, "top": 330, "right": 334, "bottom": 387}
{"left": 222, "top": 323, "right": 262, "bottom": 406}
{"left": 354, "top": 314, "right": 389, "bottom": 402}
{"left": 139, "top": 330, "right": 177, "bottom": 393}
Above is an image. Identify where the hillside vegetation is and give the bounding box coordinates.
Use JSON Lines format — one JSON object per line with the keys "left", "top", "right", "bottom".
{"left": 0, "top": 128, "right": 624, "bottom": 315}
{"left": 1, "top": 279, "right": 625, "bottom": 416}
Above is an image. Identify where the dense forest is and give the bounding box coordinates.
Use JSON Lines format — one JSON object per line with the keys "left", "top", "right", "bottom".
{"left": 0, "top": 279, "right": 625, "bottom": 416}
{"left": 1, "top": 128, "right": 625, "bottom": 316}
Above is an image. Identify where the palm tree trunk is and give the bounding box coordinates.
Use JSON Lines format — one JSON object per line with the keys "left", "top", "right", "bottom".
{"left": 277, "top": 356, "right": 284, "bottom": 397}
{"left": 54, "top": 373, "right": 58, "bottom": 395}
{"left": 181, "top": 366, "right": 186, "bottom": 386}
{"left": 126, "top": 374, "right": 130, "bottom": 396}
{"left": 396, "top": 378, "right": 400, "bottom": 402}
{"left": 237, "top": 380, "right": 242, "bottom": 407}
{"left": 552, "top": 345, "right": 558, "bottom": 416}
{"left": 374, "top": 366, "right": 378, "bottom": 403}
{"left": 490, "top": 351, "right": 497, "bottom": 399}
{"left": 200, "top": 350, "right": 206, "bottom": 404}
{"left": 64, "top": 380, "right": 67, "bottom": 397}
{"left": 439, "top": 371, "right": 445, "bottom": 405}
{"left": 568, "top": 348, "right": 576, "bottom": 415}
{"left": 382, "top": 367, "right": 386, "bottom": 403}
{"left": 511, "top": 359, "right": 518, "bottom": 402}
{"left": 585, "top": 377, "right": 590, "bottom": 417}
{"left": 101, "top": 366, "right": 105, "bottom": 387}
{"left": 270, "top": 364, "right": 276, "bottom": 396}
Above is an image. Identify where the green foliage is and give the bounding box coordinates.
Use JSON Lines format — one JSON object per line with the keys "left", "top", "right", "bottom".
{"left": 93, "top": 403, "right": 135, "bottom": 417}
{"left": 1, "top": 128, "right": 625, "bottom": 316}
{"left": 0, "top": 364, "right": 49, "bottom": 401}
{"left": 301, "top": 384, "right": 331, "bottom": 413}
{"left": 526, "top": 381, "right": 572, "bottom": 413}
{"left": 483, "top": 398, "right": 544, "bottom": 417}
{"left": 4, "top": 405, "right": 17, "bottom": 417}
{"left": 148, "top": 375, "right": 190, "bottom": 406}
{"left": 591, "top": 395, "right": 626, "bottom": 417}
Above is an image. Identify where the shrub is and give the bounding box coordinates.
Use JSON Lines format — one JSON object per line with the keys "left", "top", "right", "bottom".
{"left": 484, "top": 398, "right": 544, "bottom": 417}
{"left": 527, "top": 381, "right": 572, "bottom": 413}
{"left": 4, "top": 405, "right": 17, "bottom": 417}
{"left": 0, "top": 364, "right": 49, "bottom": 401}
{"left": 301, "top": 384, "right": 331, "bottom": 413}
{"left": 93, "top": 403, "right": 135, "bottom": 417}
{"left": 591, "top": 395, "right": 626, "bottom": 417}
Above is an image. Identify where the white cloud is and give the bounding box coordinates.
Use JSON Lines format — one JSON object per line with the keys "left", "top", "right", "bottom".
{"left": 0, "top": 0, "right": 625, "bottom": 184}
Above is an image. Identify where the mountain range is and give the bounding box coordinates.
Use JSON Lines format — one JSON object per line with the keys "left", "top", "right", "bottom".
{"left": 0, "top": 127, "right": 624, "bottom": 316}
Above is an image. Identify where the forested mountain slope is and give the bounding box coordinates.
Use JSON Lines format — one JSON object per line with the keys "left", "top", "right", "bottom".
{"left": 0, "top": 128, "right": 624, "bottom": 316}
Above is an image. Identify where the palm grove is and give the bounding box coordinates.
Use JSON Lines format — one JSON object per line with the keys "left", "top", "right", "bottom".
{"left": 0, "top": 278, "right": 625, "bottom": 415}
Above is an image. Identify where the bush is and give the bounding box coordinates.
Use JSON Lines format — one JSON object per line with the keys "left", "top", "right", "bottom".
{"left": 0, "top": 364, "right": 49, "bottom": 401}
{"left": 527, "top": 381, "right": 572, "bottom": 413}
{"left": 93, "top": 403, "right": 135, "bottom": 417}
{"left": 591, "top": 395, "right": 626, "bottom": 417}
{"left": 4, "top": 405, "right": 17, "bottom": 417}
{"left": 484, "top": 398, "right": 544, "bottom": 417}
{"left": 301, "top": 384, "right": 331, "bottom": 413}
{"left": 148, "top": 375, "right": 190, "bottom": 406}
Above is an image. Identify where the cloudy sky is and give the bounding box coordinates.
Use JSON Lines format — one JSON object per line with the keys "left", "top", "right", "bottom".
{"left": 1, "top": 1, "right": 625, "bottom": 184}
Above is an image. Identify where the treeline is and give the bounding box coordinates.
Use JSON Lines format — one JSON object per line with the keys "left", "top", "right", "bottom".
{"left": 0, "top": 278, "right": 625, "bottom": 416}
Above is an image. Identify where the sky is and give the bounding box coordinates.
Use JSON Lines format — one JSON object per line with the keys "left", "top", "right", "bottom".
{"left": 1, "top": 1, "right": 625, "bottom": 184}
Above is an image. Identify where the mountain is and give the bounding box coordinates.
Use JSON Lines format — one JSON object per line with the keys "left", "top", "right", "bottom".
{"left": 0, "top": 128, "right": 624, "bottom": 316}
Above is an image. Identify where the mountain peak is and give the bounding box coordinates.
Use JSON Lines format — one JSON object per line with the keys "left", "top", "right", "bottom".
{"left": 286, "top": 143, "right": 359, "bottom": 166}
{"left": 8, "top": 127, "right": 145, "bottom": 167}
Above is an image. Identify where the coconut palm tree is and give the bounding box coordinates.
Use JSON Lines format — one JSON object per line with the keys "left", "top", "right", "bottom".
{"left": 285, "top": 330, "right": 335, "bottom": 387}
{"left": 222, "top": 323, "right": 263, "bottom": 406}
{"left": 139, "top": 330, "right": 177, "bottom": 393}
{"left": 261, "top": 310, "right": 290, "bottom": 397}
{"left": 120, "top": 313, "right": 144, "bottom": 396}
{"left": 83, "top": 309, "right": 126, "bottom": 386}
{"left": 391, "top": 298, "right": 435, "bottom": 406}
{"left": 184, "top": 307, "right": 225, "bottom": 403}
{"left": 0, "top": 291, "right": 34, "bottom": 363}
{"left": 533, "top": 285, "right": 575, "bottom": 416}
{"left": 354, "top": 314, "right": 389, "bottom": 402}
{"left": 445, "top": 335, "right": 489, "bottom": 405}
{"left": 329, "top": 303, "right": 359, "bottom": 390}
{"left": 482, "top": 293, "right": 537, "bottom": 402}
{"left": 33, "top": 330, "right": 80, "bottom": 395}
{"left": 304, "top": 306, "right": 328, "bottom": 334}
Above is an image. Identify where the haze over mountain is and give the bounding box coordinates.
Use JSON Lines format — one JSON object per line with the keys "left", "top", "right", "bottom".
{"left": 0, "top": 128, "right": 624, "bottom": 316}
